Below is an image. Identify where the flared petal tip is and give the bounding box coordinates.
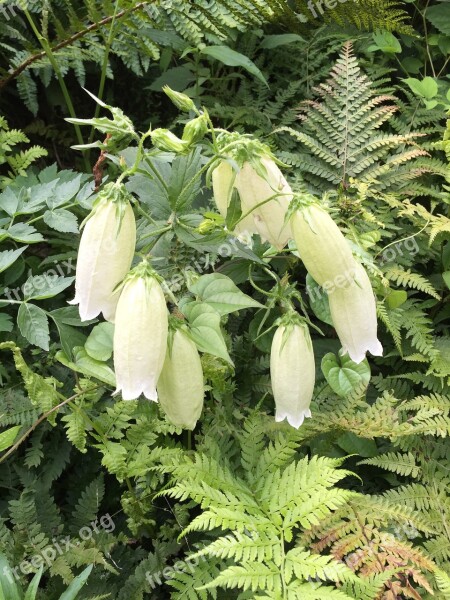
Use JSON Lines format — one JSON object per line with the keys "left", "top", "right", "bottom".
{"left": 275, "top": 408, "right": 312, "bottom": 429}
{"left": 345, "top": 339, "right": 384, "bottom": 364}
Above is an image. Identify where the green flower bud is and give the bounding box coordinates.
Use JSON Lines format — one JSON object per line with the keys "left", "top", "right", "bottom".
{"left": 162, "top": 86, "right": 196, "bottom": 112}
{"left": 150, "top": 128, "right": 190, "bottom": 153}
{"left": 182, "top": 115, "right": 208, "bottom": 145}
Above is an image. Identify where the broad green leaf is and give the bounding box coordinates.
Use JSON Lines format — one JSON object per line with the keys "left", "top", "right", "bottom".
{"left": 0, "top": 187, "right": 19, "bottom": 215}
{"left": 306, "top": 275, "right": 333, "bottom": 326}
{"left": 386, "top": 290, "right": 407, "bottom": 309}
{"left": 0, "top": 425, "right": 21, "bottom": 452}
{"left": 43, "top": 208, "right": 79, "bottom": 233}
{"left": 260, "top": 34, "right": 304, "bottom": 49}
{"left": 321, "top": 352, "right": 371, "bottom": 397}
{"left": 371, "top": 30, "right": 401, "bottom": 53}
{"left": 426, "top": 3, "right": 450, "bottom": 35}
{"left": 50, "top": 306, "right": 96, "bottom": 327}
{"left": 188, "top": 273, "right": 263, "bottom": 315}
{"left": 59, "top": 564, "right": 93, "bottom": 600}
{"left": 183, "top": 301, "right": 232, "bottom": 364}
{"left": 225, "top": 188, "right": 242, "bottom": 230}
{"left": 85, "top": 322, "right": 114, "bottom": 362}
{"left": 201, "top": 45, "right": 268, "bottom": 87}
{"left": 17, "top": 303, "right": 50, "bottom": 350}
{"left": 56, "top": 348, "right": 116, "bottom": 387}
{"left": 53, "top": 322, "right": 87, "bottom": 360}
{"left": 336, "top": 432, "right": 378, "bottom": 458}
{"left": 4, "top": 223, "right": 44, "bottom": 243}
{"left": 0, "top": 246, "right": 27, "bottom": 273}
{"left": 443, "top": 271, "right": 450, "bottom": 290}
{"left": 23, "top": 275, "right": 74, "bottom": 300}
{"left": 404, "top": 77, "right": 438, "bottom": 100}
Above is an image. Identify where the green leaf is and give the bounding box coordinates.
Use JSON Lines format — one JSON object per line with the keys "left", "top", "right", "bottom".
{"left": 426, "top": 3, "right": 450, "bottom": 35}
{"left": 371, "top": 30, "right": 401, "bottom": 53}
{"left": 17, "top": 303, "right": 50, "bottom": 350}
{"left": 59, "top": 564, "right": 93, "bottom": 600}
{"left": 260, "top": 34, "right": 304, "bottom": 49}
{"left": 183, "top": 301, "right": 232, "bottom": 364}
{"left": 53, "top": 322, "right": 87, "bottom": 361}
{"left": 43, "top": 208, "right": 79, "bottom": 233}
{"left": 201, "top": 45, "right": 268, "bottom": 87}
{"left": 336, "top": 432, "right": 378, "bottom": 458}
{"left": 386, "top": 290, "right": 407, "bottom": 309}
{"left": 0, "top": 553, "right": 22, "bottom": 600}
{"left": 0, "top": 246, "right": 27, "bottom": 273}
{"left": 0, "top": 313, "right": 13, "bottom": 332}
{"left": 225, "top": 188, "right": 242, "bottom": 230}
{"left": 85, "top": 322, "right": 114, "bottom": 362}
{"left": 24, "top": 566, "right": 43, "bottom": 600}
{"left": 0, "top": 425, "right": 21, "bottom": 451}
{"left": 443, "top": 271, "right": 450, "bottom": 290}
{"left": 4, "top": 223, "right": 44, "bottom": 243}
{"left": 404, "top": 77, "right": 438, "bottom": 100}
{"left": 188, "top": 273, "right": 263, "bottom": 315}
{"left": 56, "top": 348, "right": 116, "bottom": 387}
{"left": 321, "top": 352, "right": 371, "bottom": 397}
{"left": 306, "top": 275, "right": 333, "bottom": 326}
{"left": 23, "top": 274, "right": 74, "bottom": 301}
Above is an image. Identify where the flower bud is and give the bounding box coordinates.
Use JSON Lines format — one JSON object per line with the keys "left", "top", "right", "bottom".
{"left": 211, "top": 160, "right": 258, "bottom": 236}
{"left": 182, "top": 115, "right": 208, "bottom": 145}
{"left": 150, "top": 128, "right": 190, "bottom": 153}
{"left": 291, "top": 204, "right": 356, "bottom": 287}
{"left": 328, "top": 262, "right": 383, "bottom": 364}
{"left": 162, "top": 86, "right": 196, "bottom": 112}
{"left": 157, "top": 329, "right": 204, "bottom": 430}
{"left": 234, "top": 158, "right": 292, "bottom": 249}
{"left": 69, "top": 183, "right": 136, "bottom": 322}
{"left": 113, "top": 267, "right": 168, "bottom": 401}
{"left": 270, "top": 320, "right": 315, "bottom": 428}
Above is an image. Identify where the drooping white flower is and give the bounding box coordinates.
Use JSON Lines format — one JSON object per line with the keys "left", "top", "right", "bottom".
{"left": 157, "top": 328, "right": 204, "bottom": 430}
{"left": 328, "top": 262, "right": 383, "bottom": 364}
{"left": 113, "top": 266, "right": 168, "bottom": 401}
{"left": 270, "top": 319, "right": 315, "bottom": 428}
{"left": 70, "top": 182, "right": 136, "bottom": 322}
{"left": 234, "top": 157, "right": 293, "bottom": 249}
{"left": 211, "top": 159, "right": 258, "bottom": 237}
{"left": 291, "top": 203, "right": 356, "bottom": 287}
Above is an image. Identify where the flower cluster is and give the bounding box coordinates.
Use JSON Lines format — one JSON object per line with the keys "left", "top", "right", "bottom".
{"left": 211, "top": 142, "right": 382, "bottom": 428}
{"left": 71, "top": 182, "right": 204, "bottom": 430}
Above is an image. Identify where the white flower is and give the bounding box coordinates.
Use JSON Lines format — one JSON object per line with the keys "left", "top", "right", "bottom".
{"left": 328, "top": 262, "right": 383, "bottom": 363}
{"left": 291, "top": 204, "right": 356, "bottom": 286}
{"left": 211, "top": 159, "right": 258, "bottom": 237}
{"left": 70, "top": 183, "right": 136, "bottom": 322}
{"left": 157, "top": 328, "right": 204, "bottom": 430}
{"left": 234, "top": 157, "right": 292, "bottom": 249}
{"left": 270, "top": 321, "right": 315, "bottom": 428}
{"left": 113, "top": 268, "right": 168, "bottom": 401}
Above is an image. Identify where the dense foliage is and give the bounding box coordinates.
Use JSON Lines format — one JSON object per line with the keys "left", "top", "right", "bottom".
{"left": 0, "top": 1, "right": 449, "bottom": 599}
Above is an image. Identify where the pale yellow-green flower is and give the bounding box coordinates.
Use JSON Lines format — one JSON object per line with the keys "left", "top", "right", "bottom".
{"left": 157, "top": 328, "right": 204, "bottom": 430}
{"left": 70, "top": 182, "right": 136, "bottom": 322}
{"left": 270, "top": 318, "right": 315, "bottom": 428}
{"left": 234, "top": 157, "right": 293, "bottom": 249}
{"left": 291, "top": 204, "right": 356, "bottom": 287}
{"left": 328, "top": 262, "right": 383, "bottom": 364}
{"left": 113, "top": 265, "right": 168, "bottom": 401}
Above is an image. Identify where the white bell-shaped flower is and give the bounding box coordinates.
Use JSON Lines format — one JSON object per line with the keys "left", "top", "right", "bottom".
{"left": 328, "top": 262, "right": 383, "bottom": 364}
{"left": 157, "top": 328, "right": 204, "bottom": 430}
{"left": 291, "top": 204, "right": 356, "bottom": 287}
{"left": 270, "top": 318, "right": 315, "bottom": 428}
{"left": 113, "top": 265, "right": 168, "bottom": 401}
{"left": 70, "top": 183, "right": 136, "bottom": 322}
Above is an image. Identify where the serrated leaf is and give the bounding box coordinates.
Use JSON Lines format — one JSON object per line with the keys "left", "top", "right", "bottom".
{"left": 4, "top": 223, "right": 44, "bottom": 243}
{"left": 0, "top": 246, "right": 27, "bottom": 273}
{"left": 17, "top": 303, "right": 50, "bottom": 350}
{"left": 0, "top": 313, "right": 13, "bottom": 332}
{"left": 43, "top": 209, "right": 79, "bottom": 233}
{"left": 0, "top": 425, "right": 21, "bottom": 452}
{"left": 23, "top": 275, "right": 74, "bottom": 300}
